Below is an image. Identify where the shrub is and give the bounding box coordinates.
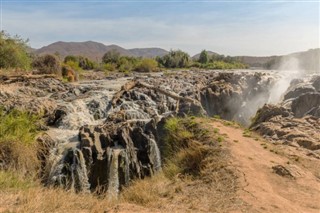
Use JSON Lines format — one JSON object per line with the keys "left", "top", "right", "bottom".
{"left": 64, "top": 55, "right": 78, "bottom": 63}
{"left": 61, "top": 65, "right": 78, "bottom": 82}
{"left": 78, "top": 56, "right": 96, "bottom": 70}
{"left": 135, "top": 58, "right": 158, "bottom": 72}
{"left": 198, "top": 50, "right": 209, "bottom": 64}
{"left": 32, "top": 54, "right": 61, "bottom": 75}
{"left": 64, "top": 55, "right": 96, "bottom": 70}
{"left": 118, "top": 57, "right": 133, "bottom": 73}
{"left": 103, "top": 63, "right": 116, "bottom": 71}
{"left": 157, "top": 50, "right": 190, "bottom": 68}
{"left": 102, "top": 49, "right": 121, "bottom": 64}
{"left": 64, "top": 60, "right": 80, "bottom": 71}
{"left": 0, "top": 31, "right": 31, "bottom": 70}
{"left": 0, "top": 108, "right": 39, "bottom": 145}
{"left": 0, "top": 108, "right": 40, "bottom": 175}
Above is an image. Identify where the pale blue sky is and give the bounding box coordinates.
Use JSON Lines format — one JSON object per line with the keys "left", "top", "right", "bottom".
{"left": 1, "top": 0, "right": 319, "bottom": 56}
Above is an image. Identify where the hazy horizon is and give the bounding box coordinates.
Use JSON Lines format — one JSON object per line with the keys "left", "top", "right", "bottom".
{"left": 1, "top": 0, "right": 319, "bottom": 56}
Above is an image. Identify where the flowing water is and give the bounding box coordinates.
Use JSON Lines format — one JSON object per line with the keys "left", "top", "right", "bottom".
{"left": 46, "top": 78, "right": 139, "bottom": 193}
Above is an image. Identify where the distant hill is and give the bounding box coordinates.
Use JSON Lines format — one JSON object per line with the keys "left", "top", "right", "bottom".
{"left": 128, "top": 48, "right": 168, "bottom": 58}
{"left": 34, "top": 41, "right": 168, "bottom": 61}
{"left": 235, "top": 56, "right": 278, "bottom": 68}
{"left": 276, "top": 48, "right": 320, "bottom": 72}
{"left": 34, "top": 41, "right": 319, "bottom": 72}
{"left": 238, "top": 49, "right": 319, "bottom": 72}
{"left": 192, "top": 51, "right": 219, "bottom": 60}
{"left": 192, "top": 48, "right": 319, "bottom": 72}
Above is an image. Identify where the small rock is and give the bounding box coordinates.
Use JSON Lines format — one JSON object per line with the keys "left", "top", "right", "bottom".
{"left": 272, "top": 165, "right": 295, "bottom": 179}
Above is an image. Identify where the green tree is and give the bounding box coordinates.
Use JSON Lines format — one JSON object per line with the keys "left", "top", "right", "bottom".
{"left": 102, "top": 49, "right": 121, "bottom": 64}
{"left": 157, "top": 50, "right": 190, "bottom": 68}
{"left": 0, "top": 31, "right": 31, "bottom": 70}
{"left": 198, "top": 50, "right": 209, "bottom": 64}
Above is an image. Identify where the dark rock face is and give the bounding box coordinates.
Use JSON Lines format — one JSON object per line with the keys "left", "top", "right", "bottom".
{"left": 251, "top": 75, "right": 320, "bottom": 154}
{"left": 47, "top": 106, "right": 68, "bottom": 126}
{"left": 311, "top": 75, "right": 320, "bottom": 91}
{"left": 291, "top": 92, "right": 320, "bottom": 118}
{"left": 283, "top": 84, "right": 316, "bottom": 101}
{"left": 79, "top": 120, "right": 161, "bottom": 191}
{"left": 200, "top": 72, "right": 274, "bottom": 125}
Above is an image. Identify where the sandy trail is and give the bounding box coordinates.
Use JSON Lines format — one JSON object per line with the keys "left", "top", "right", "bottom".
{"left": 211, "top": 120, "right": 320, "bottom": 213}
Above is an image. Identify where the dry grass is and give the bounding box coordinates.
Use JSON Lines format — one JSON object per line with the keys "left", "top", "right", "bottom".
{"left": 0, "top": 186, "right": 117, "bottom": 213}
{"left": 0, "top": 140, "right": 39, "bottom": 177}
{"left": 121, "top": 173, "right": 171, "bottom": 206}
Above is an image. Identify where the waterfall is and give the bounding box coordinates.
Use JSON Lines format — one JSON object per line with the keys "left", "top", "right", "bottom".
{"left": 47, "top": 146, "right": 90, "bottom": 193}
{"left": 149, "top": 138, "right": 162, "bottom": 171}
{"left": 45, "top": 79, "right": 129, "bottom": 192}
{"left": 107, "top": 148, "right": 121, "bottom": 199}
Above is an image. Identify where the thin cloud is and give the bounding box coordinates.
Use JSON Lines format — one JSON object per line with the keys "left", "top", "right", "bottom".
{"left": 2, "top": 1, "right": 319, "bottom": 56}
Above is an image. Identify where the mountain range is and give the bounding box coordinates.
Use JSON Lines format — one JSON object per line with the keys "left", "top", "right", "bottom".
{"left": 34, "top": 41, "right": 168, "bottom": 61}
{"left": 33, "top": 41, "right": 319, "bottom": 71}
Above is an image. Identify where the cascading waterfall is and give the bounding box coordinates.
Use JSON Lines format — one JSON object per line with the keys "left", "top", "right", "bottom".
{"left": 46, "top": 79, "right": 129, "bottom": 192}
{"left": 107, "top": 148, "right": 121, "bottom": 198}
{"left": 149, "top": 138, "right": 162, "bottom": 171}
{"left": 47, "top": 146, "right": 90, "bottom": 192}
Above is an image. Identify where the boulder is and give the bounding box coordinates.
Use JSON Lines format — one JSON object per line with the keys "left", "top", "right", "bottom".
{"left": 291, "top": 92, "right": 320, "bottom": 118}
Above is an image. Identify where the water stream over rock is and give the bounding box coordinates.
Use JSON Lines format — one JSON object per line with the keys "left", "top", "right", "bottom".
{"left": 2, "top": 70, "right": 318, "bottom": 196}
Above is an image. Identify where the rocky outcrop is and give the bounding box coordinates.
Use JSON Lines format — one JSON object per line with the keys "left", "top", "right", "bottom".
{"left": 291, "top": 92, "right": 320, "bottom": 118}
{"left": 4, "top": 71, "right": 316, "bottom": 195}
{"left": 201, "top": 72, "right": 274, "bottom": 125}
{"left": 79, "top": 119, "right": 161, "bottom": 191}
{"left": 251, "top": 75, "right": 320, "bottom": 154}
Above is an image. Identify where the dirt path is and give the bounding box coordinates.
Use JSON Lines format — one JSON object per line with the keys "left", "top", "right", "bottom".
{"left": 210, "top": 120, "right": 320, "bottom": 213}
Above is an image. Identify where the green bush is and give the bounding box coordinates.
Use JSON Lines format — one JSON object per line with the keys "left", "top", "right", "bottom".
{"left": 64, "top": 60, "right": 80, "bottom": 71}
{"left": 135, "top": 58, "right": 158, "bottom": 72}
{"left": 103, "top": 63, "right": 116, "bottom": 71}
{"left": 157, "top": 50, "right": 190, "bottom": 68}
{"left": 32, "top": 54, "right": 61, "bottom": 75}
{"left": 198, "top": 50, "right": 209, "bottom": 64}
{"left": 0, "top": 31, "right": 31, "bottom": 70}
{"left": 0, "top": 108, "right": 39, "bottom": 145}
{"left": 0, "top": 108, "right": 41, "bottom": 174}
{"left": 102, "top": 49, "right": 121, "bottom": 64}
{"left": 64, "top": 55, "right": 78, "bottom": 63}
{"left": 118, "top": 57, "right": 133, "bottom": 73}
{"left": 64, "top": 55, "right": 96, "bottom": 70}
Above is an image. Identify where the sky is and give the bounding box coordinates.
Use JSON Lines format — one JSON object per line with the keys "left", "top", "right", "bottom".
{"left": 0, "top": 0, "right": 319, "bottom": 56}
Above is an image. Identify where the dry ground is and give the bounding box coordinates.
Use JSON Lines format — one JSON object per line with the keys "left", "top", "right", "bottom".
{"left": 210, "top": 119, "right": 320, "bottom": 213}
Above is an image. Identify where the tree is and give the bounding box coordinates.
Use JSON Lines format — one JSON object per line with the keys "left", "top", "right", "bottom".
{"left": 157, "top": 50, "right": 190, "bottom": 68}
{"left": 0, "top": 31, "right": 31, "bottom": 70}
{"left": 102, "top": 49, "right": 121, "bottom": 64}
{"left": 198, "top": 50, "right": 209, "bottom": 64}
